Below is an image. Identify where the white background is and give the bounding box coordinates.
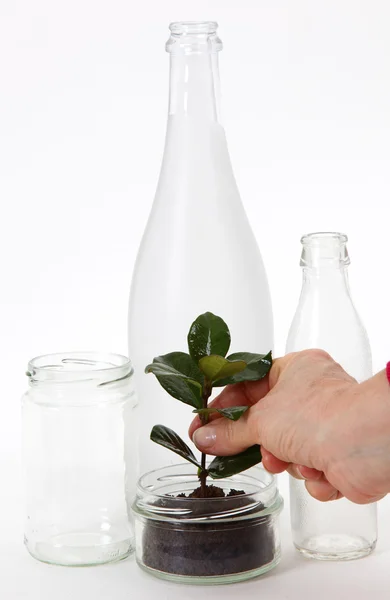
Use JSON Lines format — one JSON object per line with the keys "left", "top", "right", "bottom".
{"left": 1, "top": 0, "right": 390, "bottom": 598}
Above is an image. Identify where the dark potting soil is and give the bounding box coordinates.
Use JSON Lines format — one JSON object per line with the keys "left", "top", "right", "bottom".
{"left": 176, "top": 485, "right": 246, "bottom": 499}
{"left": 141, "top": 484, "right": 276, "bottom": 578}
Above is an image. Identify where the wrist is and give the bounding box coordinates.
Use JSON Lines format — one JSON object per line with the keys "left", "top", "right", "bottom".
{"left": 317, "top": 379, "right": 360, "bottom": 473}
{"left": 325, "top": 371, "right": 390, "bottom": 501}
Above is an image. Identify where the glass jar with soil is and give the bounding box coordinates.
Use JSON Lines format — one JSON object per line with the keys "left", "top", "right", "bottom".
{"left": 132, "top": 463, "right": 283, "bottom": 585}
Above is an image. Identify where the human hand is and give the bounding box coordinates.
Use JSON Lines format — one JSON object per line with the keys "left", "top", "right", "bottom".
{"left": 189, "top": 349, "right": 390, "bottom": 504}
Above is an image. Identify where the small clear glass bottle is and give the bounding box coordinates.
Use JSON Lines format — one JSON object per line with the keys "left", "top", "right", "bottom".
{"left": 286, "top": 232, "right": 378, "bottom": 560}
{"left": 22, "top": 352, "right": 138, "bottom": 566}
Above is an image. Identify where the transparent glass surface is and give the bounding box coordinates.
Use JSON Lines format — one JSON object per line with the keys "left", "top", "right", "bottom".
{"left": 128, "top": 21, "right": 273, "bottom": 475}
{"left": 286, "top": 233, "right": 377, "bottom": 560}
{"left": 132, "top": 464, "right": 283, "bottom": 584}
{"left": 22, "top": 352, "right": 138, "bottom": 566}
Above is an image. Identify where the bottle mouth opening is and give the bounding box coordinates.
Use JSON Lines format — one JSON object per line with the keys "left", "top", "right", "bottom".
{"left": 169, "top": 21, "right": 218, "bottom": 35}
{"left": 301, "top": 232, "right": 348, "bottom": 246}
{"left": 167, "top": 21, "right": 222, "bottom": 54}
{"left": 300, "top": 232, "right": 350, "bottom": 268}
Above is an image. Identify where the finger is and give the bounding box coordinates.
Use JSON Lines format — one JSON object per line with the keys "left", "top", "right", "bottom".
{"left": 268, "top": 353, "right": 300, "bottom": 388}
{"left": 261, "top": 448, "right": 290, "bottom": 474}
{"left": 240, "top": 378, "right": 270, "bottom": 404}
{"left": 192, "top": 409, "right": 259, "bottom": 456}
{"left": 189, "top": 407, "right": 238, "bottom": 439}
{"left": 189, "top": 414, "right": 202, "bottom": 434}
{"left": 287, "top": 464, "right": 324, "bottom": 481}
{"left": 188, "top": 384, "right": 248, "bottom": 439}
{"left": 188, "top": 378, "right": 269, "bottom": 439}
{"left": 305, "top": 478, "right": 342, "bottom": 502}
{"left": 296, "top": 465, "right": 324, "bottom": 481}
{"left": 287, "top": 464, "right": 306, "bottom": 480}
{"left": 348, "top": 493, "right": 386, "bottom": 505}
{"left": 337, "top": 489, "right": 386, "bottom": 505}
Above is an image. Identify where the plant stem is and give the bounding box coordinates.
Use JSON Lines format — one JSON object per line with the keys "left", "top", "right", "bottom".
{"left": 200, "top": 452, "right": 207, "bottom": 497}
{"left": 199, "top": 380, "right": 212, "bottom": 498}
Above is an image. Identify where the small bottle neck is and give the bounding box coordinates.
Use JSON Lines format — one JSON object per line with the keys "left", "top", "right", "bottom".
{"left": 300, "top": 233, "right": 350, "bottom": 269}
{"left": 302, "top": 265, "right": 350, "bottom": 291}
{"left": 299, "top": 232, "right": 351, "bottom": 291}
{"left": 166, "top": 22, "right": 222, "bottom": 122}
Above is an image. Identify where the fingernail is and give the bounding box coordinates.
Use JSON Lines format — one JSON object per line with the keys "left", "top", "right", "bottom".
{"left": 193, "top": 427, "right": 216, "bottom": 449}
{"left": 297, "top": 467, "right": 307, "bottom": 480}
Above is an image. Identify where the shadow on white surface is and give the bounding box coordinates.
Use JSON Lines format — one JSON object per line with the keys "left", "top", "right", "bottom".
{"left": 4, "top": 458, "right": 390, "bottom": 600}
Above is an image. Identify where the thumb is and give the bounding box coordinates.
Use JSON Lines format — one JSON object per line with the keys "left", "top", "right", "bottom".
{"left": 191, "top": 354, "right": 297, "bottom": 456}
{"left": 192, "top": 409, "right": 260, "bottom": 456}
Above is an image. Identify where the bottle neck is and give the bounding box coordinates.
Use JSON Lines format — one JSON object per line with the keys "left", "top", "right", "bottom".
{"left": 299, "top": 232, "right": 351, "bottom": 294}
{"left": 288, "top": 234, "right": 371, "bottom": 381}
{"left": 168, "top": 51, "right": 222, "bottom": 122}
{"left": 301, "top": 266, "right": 351, "bottom": 294}
{"left": 156, "top": 22, "right": 237, "bottom": 210}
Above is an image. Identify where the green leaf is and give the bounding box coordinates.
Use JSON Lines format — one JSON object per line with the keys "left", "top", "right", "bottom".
{"left": 198, "top": 355, "right": 247, "bottom": 382}
{"left": 213, "top": 351, "right": 272, "bottom": 387}
{"left": 187, "top": 312, "right": 231, "bottom": 363}
{"left": 216, "top": 406, "right": 249, "bottom": 421}
{"left": 208, "top": 445, "right": 262, "bottom": 479}
{"left": 192, "top": 407, "right": 218, "bottom": 417}
{"left": 145, "top": 352, "right": 204, "bottom": 409}
{"left": 192, "top": 406, "right": 249, "bottom": 421}
{"left": 150, "top": 425, "right": 202, "bottom": 469}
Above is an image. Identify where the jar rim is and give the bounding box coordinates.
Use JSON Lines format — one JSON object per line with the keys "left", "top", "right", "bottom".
{"left": 137, "top": 463, "right": 276, "bottom": 501}
{"left": 134, "top": 464, "right": 282, "bottom": 523}
{"left": 26, "top": 351, "right": 133, "bottom": 385}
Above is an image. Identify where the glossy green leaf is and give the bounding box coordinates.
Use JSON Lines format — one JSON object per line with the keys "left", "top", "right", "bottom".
{"left": 208, "top": 445, "right": 262, "bottom": 479}
{"left": 145, "top": 352, "right": 204, "bottom": 409}
{"left": 187, "top": 312, "right": 231, "bottom": 363}
{"left": 150, "top": 425, "right": 202, "bottom": 469}
{"left": 198, "top": 355, "right": 247, "bottom": 382}
{"left": 192, "top": 407, "right": 218, "bottom": 417}
{"left": 213, "top": 351, "right": 272, "bottom": 387}
{"left": 216, "top": 406, "right": 249, "bottom": 421}
{"left": 192, "top": 406, "right": 249, "bottom": 421}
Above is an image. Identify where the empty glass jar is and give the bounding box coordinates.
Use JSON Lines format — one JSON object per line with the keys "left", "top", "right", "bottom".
{"left": 22, "top": 352, "right": 138, "bottom": 566}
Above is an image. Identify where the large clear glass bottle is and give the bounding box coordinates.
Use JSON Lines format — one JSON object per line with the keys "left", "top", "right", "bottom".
{"left": 286, "top": 232, "right": 377, "bottom": 560}
{"left": 128, "top": 22, "right": 273, "bottom": 474}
